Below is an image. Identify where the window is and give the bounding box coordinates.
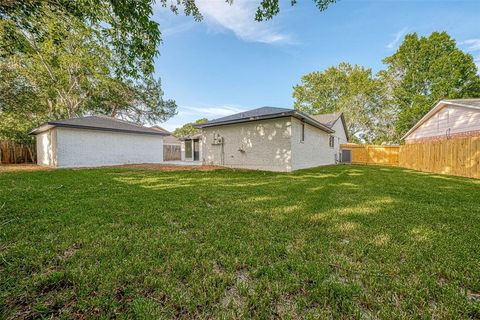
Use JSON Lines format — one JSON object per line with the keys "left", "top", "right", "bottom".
{"left": 329, "top": 135, "right": 335, "bottom": 148}
{"left": 301, "top": 123, "right": 305, "bottom": 142}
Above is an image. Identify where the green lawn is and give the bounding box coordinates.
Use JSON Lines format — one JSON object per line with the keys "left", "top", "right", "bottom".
{"left": 1, "top": 165, "right": 479, "bottom": 319}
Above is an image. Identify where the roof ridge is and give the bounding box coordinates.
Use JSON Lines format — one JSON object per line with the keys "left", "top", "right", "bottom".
{"left": 90, "top": 114, "right": 146, "bottom": 129}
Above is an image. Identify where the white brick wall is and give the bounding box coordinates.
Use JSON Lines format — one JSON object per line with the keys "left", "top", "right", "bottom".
{"left": 201, "top": 115, "right": 348, "bottom": 172}
{"left": 36, "top": 129, "right": 57, "bottom": 166}
{"left": 37, "top": 127, "right": 164, "bottom": 168}
{"left": 201, "top": 118, "right": 293, "bottom": 172}
{"left": 290, "top": 117, "right": 346, "bottom": 170}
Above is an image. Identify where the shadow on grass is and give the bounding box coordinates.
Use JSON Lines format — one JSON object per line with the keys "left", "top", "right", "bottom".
{"left": 1, "top": 165, "right": 479, "bottom": 319}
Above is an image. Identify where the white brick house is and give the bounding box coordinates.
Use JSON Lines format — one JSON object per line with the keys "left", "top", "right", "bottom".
{"left": 31, "top": 116, "right": 167, "bottom": 168}
{"left": 196, "top": 107, "right": 348, "bottom": 172}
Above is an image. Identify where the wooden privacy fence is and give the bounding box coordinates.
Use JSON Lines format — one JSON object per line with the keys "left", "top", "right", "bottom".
{"left": 340, "top": 144, "right": 400, "bottom": 166}
{"left": 341, "top": 137, "right": 480, "bottom": 179}
{"left": 163, "top": 144, "right": 181, "bottom": 161}
{"left": 0, "top": 140, "right": 36, "bottom": 164}
{"left": 399, "top": 136, "right": 480, "bottom": 179}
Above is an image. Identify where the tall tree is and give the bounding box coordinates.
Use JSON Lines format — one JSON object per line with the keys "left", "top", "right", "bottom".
{"left": 293, "top": 63, "right": 394, "bottom": 143}
{"left": 0, "top": 6, "right": 176, "bottom": 141}
{"left": 383, "top": 32, "right": 480, "bottom": 138}
{"left": 173, "top": 118, "right": 208, "bottom": 138}
{"left": 1, "top": 0, "right": 336, "bottom": 77}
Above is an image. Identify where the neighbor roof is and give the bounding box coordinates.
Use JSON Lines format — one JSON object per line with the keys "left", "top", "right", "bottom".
{"left": 310, "top": 113, "right": 342, "bottom": 127}
{"left": 150, "top": 125, "right": 171, "bottom": 134}
{"left": 311, "top": 112, "right": 348, "bottom": 140}
{"left": 30, "top": 115, "right": 169, "bottom": 136}
{"left": 402, "top": 98, "right": 480, "bottom": 139}
{"left": 195, "top": 107, "right": 335, "bottom": 133}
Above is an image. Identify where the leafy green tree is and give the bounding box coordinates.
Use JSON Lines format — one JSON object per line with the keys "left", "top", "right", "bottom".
{"left": 293, "top": 63, "right": 394, "bottom": 143}
{"left": 0, "top": 6, "right": 176, "bottom": 140}
{"left": 88, "top": 77, "right": 177, "bottom": 124}
{"left": 173, "top": 118, "right": 208, "bottom": 138}
{"left": 383, "top": 32, "right": 480, "bottom": 138}
{"left": 1, "top": 0, "right": 336, "bottom": 77}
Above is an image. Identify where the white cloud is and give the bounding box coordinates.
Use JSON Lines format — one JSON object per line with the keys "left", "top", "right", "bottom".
{"left": 459, "top": 39, "right": 480, "bottom": 69}
{"left": 196, "top": 0, "right": 292, "bottom": 44}
{"left": 182, "top": 105, "right": 248, "bottom": 117}
{"left": 461, "top": 39, "right": 480, "bottom": 52}
{"left": 156, "top": 0, "right": 292, "bottom": 44}
{"left": 387, "top": 27, "right": 408, "bottom": 49}
{"left": 161, "top": 21, "right": 196, "bottom": 37}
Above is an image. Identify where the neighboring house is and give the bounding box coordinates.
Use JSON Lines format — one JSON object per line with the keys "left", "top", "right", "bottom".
{"left": 402, "top": 99, "right": 480, "bottom": 144}
{"left": 195, "top": 107, "right": 348, "bottom": 172}
{"left": 151, "top": 126, "right": 181, "bottom": 146}
{"left": 30, "top": 116, "right": 167, "bottom": 168}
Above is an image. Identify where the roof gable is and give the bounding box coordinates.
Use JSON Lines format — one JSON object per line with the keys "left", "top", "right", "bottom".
{"left": 402, "top": 99, "right": 480, "bottom": 139}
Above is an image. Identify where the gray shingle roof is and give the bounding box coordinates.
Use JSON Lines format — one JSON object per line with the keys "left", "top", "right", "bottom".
{"left": 195, "top": 107, "right": 335, "bottom": 133}
{"left": 150, "top": 125, "right": 171, "bottom": 134}
{"left": 310, "top": 113, "right": 342, "bottom": 128}
{"left": 30, "top": 115, "right": 168, "bottom": 136}
{"left": 202, "top": 107, "right": 292, "bottom": 125}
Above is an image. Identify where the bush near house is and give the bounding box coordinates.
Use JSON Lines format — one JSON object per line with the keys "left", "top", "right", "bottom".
{"left": 1, "top": 165, "right": 479, "bottom": 318}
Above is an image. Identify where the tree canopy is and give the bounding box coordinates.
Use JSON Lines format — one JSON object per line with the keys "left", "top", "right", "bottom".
{"left": 382, "top": 31, "right": 480, "bottom": 138}
{"left": 293, "top": 63, "right": 395, "bottom": 143}
{"left": 173, "top": 118, "right": 208, "bottom": 138}
{"left": 0, "top": 0, "right": 336, "bottom": 78}
{"left": 0, "top": 5, "right": 176, "bottom": 141}
{"left": 0, "top": 0, "right": 336, "bottom": 142}
{"left": 293, "top": 32, "right": 480, "bottom": 143}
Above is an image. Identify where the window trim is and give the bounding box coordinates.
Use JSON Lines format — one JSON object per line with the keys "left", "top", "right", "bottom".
{"left": 329, "top": 135, "right": 335, "bottom": 148}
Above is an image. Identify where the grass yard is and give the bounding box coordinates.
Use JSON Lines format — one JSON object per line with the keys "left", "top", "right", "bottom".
{"left": 1, "top": 165, "right": 479, "bottom": 319}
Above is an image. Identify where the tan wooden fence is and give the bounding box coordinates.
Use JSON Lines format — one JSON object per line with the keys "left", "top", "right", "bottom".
{"left": 340, "top": 144, "right": 400, "bottom": 166}
{"left": 0, "top": 140, "right": 36, "bottom": 164}
{"left": 399, "top": 136, "right": 480, "bottom": 179}
{"left": 163, "top": 144, "right": 181, "bottom": 161}
{"left": 341, "top": 137, "right": 480, "bottom": 179}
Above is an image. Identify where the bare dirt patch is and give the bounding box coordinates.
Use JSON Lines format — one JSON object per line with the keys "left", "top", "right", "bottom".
{"left": 0, "top": 164, "right": 51, "bottom": 172}
{"left": 0, "top": 163, "right": 223, "bottom": 172}
{"left": 111, "top": 163, "right": 224, "bottom": 171}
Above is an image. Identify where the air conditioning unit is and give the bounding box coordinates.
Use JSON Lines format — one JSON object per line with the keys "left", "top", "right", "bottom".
{"left": 212, "top": 134, "right": 224, "bottom": 145}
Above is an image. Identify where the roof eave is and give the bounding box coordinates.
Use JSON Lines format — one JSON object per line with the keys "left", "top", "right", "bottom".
{"left": 336, "top": 113, "right": 349, "bottom": 141}
{"left": 196, "top": 111, "right": 335, "bottom": 134}
{"left": 31, "top": 123, "right": 168, "bottom": 136}
{"left": 194, "top": 111, "right": 295, "bottom": 128}
{"left": 29, "top": 124, "right": 54, "bottom": 135}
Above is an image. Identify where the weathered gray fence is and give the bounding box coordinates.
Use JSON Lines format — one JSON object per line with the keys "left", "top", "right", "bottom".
{"left": 163, "top": 144, "right": 181, "bottom": 161}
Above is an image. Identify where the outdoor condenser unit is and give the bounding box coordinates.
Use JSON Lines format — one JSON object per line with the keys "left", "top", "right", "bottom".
{"left": 212, "top": 134, "right": 224, "bottom": 145}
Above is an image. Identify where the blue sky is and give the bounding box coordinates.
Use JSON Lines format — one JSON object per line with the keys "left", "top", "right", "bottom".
{"left": 152, "top": 0, "right": 480, "bottom": 131}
